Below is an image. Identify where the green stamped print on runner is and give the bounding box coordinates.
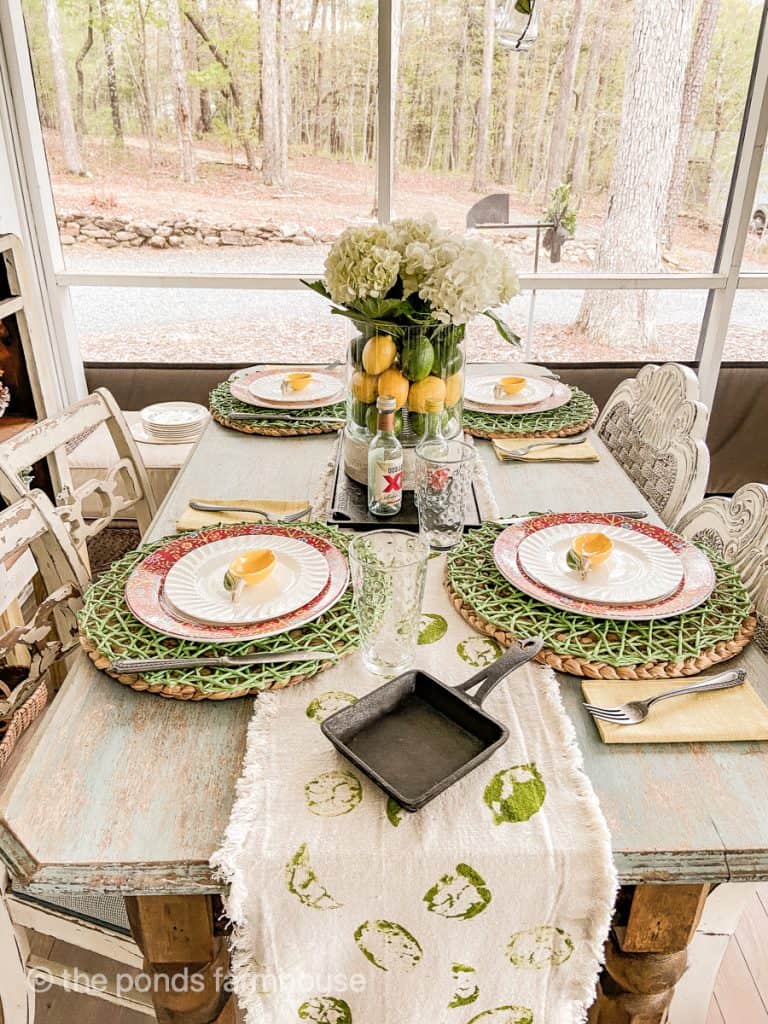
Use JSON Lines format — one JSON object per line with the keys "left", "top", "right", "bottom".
{"left": 418, "top": 613, "right": 448, "bottom": 645}
{"left": 448, "top": 964, "right": 479, "bottom": 1008}
{"left": 465, "top": 1006, "right": 533, "bottom": 1024}
{"left": 386, "top": 797, "right": 403, "bottom": 827}
{"left": 305, "top": 770, "right": 363, "bottom": 817}
{"left": 306, "top": 692, "right": 358, "bottom": 723}
{"left": 298, "top": 996, "right": 352, "bottom": 1023}
{"left": 484, "top": 764, "right": 546, "bottom": 825}
{"left": 507, "top": 925, "right": 574, "bottom": 969}
{"left": 423, "top": 864, "right": 492, "bottom": 920}
{"left": 457, "top": 636, "right": 503, "bottom": 667}
{"left": 286, "top": 844, "right": 342, "bottom": 910}
{"left": 354, "top": 920, "right": 423, "bottom": 971}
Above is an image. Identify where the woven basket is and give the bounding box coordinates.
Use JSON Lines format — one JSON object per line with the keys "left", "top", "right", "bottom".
{"left": 0, "top": 682, "right": 47, "bottom": 772}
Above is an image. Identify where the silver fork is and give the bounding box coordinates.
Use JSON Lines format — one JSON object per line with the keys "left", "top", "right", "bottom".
{"left": 189, "top": 501, "right": 311, "bottom": 523}
{"left": 583, "top": 668, "right": 747, "bottom": 726}
{"left": 499, "top": 435, "right": 588, "bottom": 459}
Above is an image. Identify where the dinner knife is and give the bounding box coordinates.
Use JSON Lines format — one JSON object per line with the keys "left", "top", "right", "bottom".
{"left": 111, "top": 650, "right": 339, "bottom": 673}
{"left": 228, "top": 412, "right": 344, "bottom": 424}
{"left": 496, "top": 510, "right": 649, "bottom": 523}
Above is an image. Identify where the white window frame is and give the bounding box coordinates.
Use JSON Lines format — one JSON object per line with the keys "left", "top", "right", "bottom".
{"left": 1, "top": 0, "right": 768, "bottom": 416}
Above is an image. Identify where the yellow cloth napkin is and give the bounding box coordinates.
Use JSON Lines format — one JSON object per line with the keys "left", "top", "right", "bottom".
{"left": 581, "top": 677, "right": 768, "bottom": 744}
{"left": 176, "top": 498, "right": 310, "bottom": 532}
{"left": 492, "top": 436, "right": 599, "bottom": 463}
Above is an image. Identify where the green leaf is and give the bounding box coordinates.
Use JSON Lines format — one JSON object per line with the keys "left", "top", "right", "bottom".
{"left": 354, "top": 297, "right": 414, "bottom": 321}
{"left": 329, "top": 307, "right": 406, "bottom": 336}
{"left": 301, "top": 278, "right": 332, "bottom": 300}
{"left": 515, "top": 0, "right": 534, "bottom": 12}
{"left": 482, "top": 309, "right": 521, "bottom": 346}
{"left": 565, "top": 550, "right": 582, "bottom": 573}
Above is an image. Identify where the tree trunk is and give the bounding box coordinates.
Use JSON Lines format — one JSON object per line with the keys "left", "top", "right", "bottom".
{"left": 313, "top": 0, "right": 327, "bottom": 147}
{"left": 184, "top": 3, "right": 256, "bottom": 170}
{"left": 569, "top": 0, "right": 612, "bottom": 200}
{"left": 528, "top": 58, "right": 560, "bottom": 198}
{"left": 98, "top": 0, "right": 123, "bottom": 144}
{"left": 545, "top": 0, "right": 589, "bottom": 197}
{"left": 704, "top": 55, "right": 724, "bottom": 217}
{"left": 44, "top": 0, "right": 86, "bottom": 175}
{"left": 472, "top": 0, "right": 495, "bottom": 191}
{"left": 135, "top": 0, "right": 156, "bottom": 164}
{"left": 74, "top": 0, "right": 93, "bottom": 139}
{"left": 450, "top": 0, "right": 470, "bottom": 172}
{"left": 578, "top": 0, "right": 696, "bottom": 352}
{"left": 166, "top": 0, "right": 196, "bottom": 182}
{"left": 498, "top": 55, "right": 519, "bottom": 185}
{"left": 662, "top": 0, "right": 721, "bottom": 247}
{"left": 277, "top": 0, "right": 291, "bottom": 178}
{"left": 261, "top": 0, "right": 288, "bottom": 185}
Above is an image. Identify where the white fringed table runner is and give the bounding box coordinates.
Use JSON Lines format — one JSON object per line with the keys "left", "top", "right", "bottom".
{"left": 212, "top": 551, "right": 617, "bottom": 1024}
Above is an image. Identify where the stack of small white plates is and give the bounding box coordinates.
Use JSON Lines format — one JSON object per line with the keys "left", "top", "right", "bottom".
{"left": 135, "top": 402, "right": 209, "bottom": 445}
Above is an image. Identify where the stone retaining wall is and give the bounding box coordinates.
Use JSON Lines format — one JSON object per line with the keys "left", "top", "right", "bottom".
{"left": 57, "top": 212, "right": 335, "bottom": 249}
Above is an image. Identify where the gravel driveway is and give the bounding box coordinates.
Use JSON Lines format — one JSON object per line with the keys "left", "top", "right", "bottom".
{"left": 65, "top": 246, "right": 767, "bottom": 363}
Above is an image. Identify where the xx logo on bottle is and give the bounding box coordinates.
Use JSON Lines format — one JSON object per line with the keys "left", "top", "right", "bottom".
{"left": 383, "top": 471, "right": 403, "bottom": 493}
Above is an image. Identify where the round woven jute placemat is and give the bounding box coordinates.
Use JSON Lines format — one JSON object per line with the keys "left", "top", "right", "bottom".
{"left": 79, "top": 524, "right": 356, "bottom": 700}
{"left": 209, "top": 382, "right": 345, "bottom": 436}
{"left": 462, "top": 387, "right": 599, "bottom": 439}
{"left": 445, "top": 523, "right": 757, "bottom": 679}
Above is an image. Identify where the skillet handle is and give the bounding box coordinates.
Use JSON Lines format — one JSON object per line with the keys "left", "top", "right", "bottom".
{"left": 455, "top": 637, "right": 544, "bottom": 707}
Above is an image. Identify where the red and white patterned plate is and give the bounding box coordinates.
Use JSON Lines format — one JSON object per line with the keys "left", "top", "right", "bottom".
{"left": 124, "top": 524, "right": 349, "bottom": 642}
{"left": 493, "top": 513, "right": 716, "bottom": 621}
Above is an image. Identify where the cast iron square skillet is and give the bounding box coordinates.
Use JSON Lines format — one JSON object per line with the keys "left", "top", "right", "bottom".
{"left": 321, "top": 637, "right": 543, "bottom": 812}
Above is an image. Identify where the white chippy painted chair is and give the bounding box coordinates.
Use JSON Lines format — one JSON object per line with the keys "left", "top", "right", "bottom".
{"left": 0, "top": 388, "right": 157, "bottom": 573}
{"left": 676, "top": 483, "right": 768, "bottom": 643}
{"left": 0, "top": 491, "right": 146, "bottom": 1022}
{"left": 596, "top": 363, "right": 710, "bottom": 525}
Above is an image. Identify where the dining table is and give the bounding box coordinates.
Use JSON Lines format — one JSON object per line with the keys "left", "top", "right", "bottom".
{"left": 1, "top": 371, "right": 767, "bottom": 1024}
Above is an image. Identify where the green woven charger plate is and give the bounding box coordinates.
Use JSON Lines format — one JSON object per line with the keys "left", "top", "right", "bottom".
{"left": 446, "top": 523, "right": 756, "bottom": 679}
{"left": 209, "top": 381, "right": 345, "bottom": 436}
{"left": 463, "top": 387, "right": 598, "bottom": 439}
{"left": 79, "top": 524, "right": 356, "bottom": 700}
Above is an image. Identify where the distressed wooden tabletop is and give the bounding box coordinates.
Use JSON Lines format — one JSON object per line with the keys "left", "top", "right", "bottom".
{"left": 1, "top": 377, "right": 767, "bottom": 895}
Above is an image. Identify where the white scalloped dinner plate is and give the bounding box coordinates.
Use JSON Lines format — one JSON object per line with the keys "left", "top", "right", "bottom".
{"left": 229, "top": 369, "right": 343, "bottom": 410}
{"left": 465, "top": 375, "right": 554, "bottom": 408}
{"left": 164, "top": 534, "right": 330, "bottom": 625}
{"left": 516, "top": 522, "right": 684, "bottom": 605}
{"left": 249, "top": 369, "right": 342, "bottom": 404}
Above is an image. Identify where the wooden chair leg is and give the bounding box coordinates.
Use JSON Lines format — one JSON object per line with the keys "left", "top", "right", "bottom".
{"left": 593, "top": 883, "right": 709, "bottom": 1024}
{"left": 124, "top": 894, "right": 232, "bottom": 1024}
{"left": 0, "top": 867, "right": 36, "bottom": 1024}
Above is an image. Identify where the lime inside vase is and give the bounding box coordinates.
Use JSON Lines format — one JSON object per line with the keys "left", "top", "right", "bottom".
{"left": 346, "top": 323, "right": 465, "bottom": 447}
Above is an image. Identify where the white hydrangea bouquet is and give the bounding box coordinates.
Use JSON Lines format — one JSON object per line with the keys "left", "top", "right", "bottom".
{"left": 305, "top": 218, "right": 519, "bottom": 339}
{"left": 304, "top": 219, "right": 519, "bottom": 443}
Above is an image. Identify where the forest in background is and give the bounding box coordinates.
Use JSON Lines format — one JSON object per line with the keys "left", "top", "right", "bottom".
{"left": 21, "top": 0, "right": 765, "bottom": 351}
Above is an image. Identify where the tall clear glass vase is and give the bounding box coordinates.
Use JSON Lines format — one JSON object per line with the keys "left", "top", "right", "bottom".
{"left": 346, "top": 322, "right": 465, "bottom": 447}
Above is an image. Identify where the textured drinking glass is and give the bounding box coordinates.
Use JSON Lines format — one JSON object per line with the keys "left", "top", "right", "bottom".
{"left": 348, "top": 531, "right": 430, "bottom": 676}
{"left": 415, "top": 440, "right": 475, "bottom": 550}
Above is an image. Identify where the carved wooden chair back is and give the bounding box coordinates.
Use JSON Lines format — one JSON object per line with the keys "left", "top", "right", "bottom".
{"left": 0, "top": 491, "right": 86, "bottom": 733}
{"left": 676, "top": 483, "right": 768, "bottom": 623}
{"left": 0, "top": 388, "right": 157, "bottom": 556}
{"left": 596, "top": 363, "right": 710, "bottom": 525}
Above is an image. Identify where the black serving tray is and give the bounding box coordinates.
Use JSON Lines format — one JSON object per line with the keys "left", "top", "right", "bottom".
{"left": 326, "top": 442, "right": 483, "bottom": 531}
